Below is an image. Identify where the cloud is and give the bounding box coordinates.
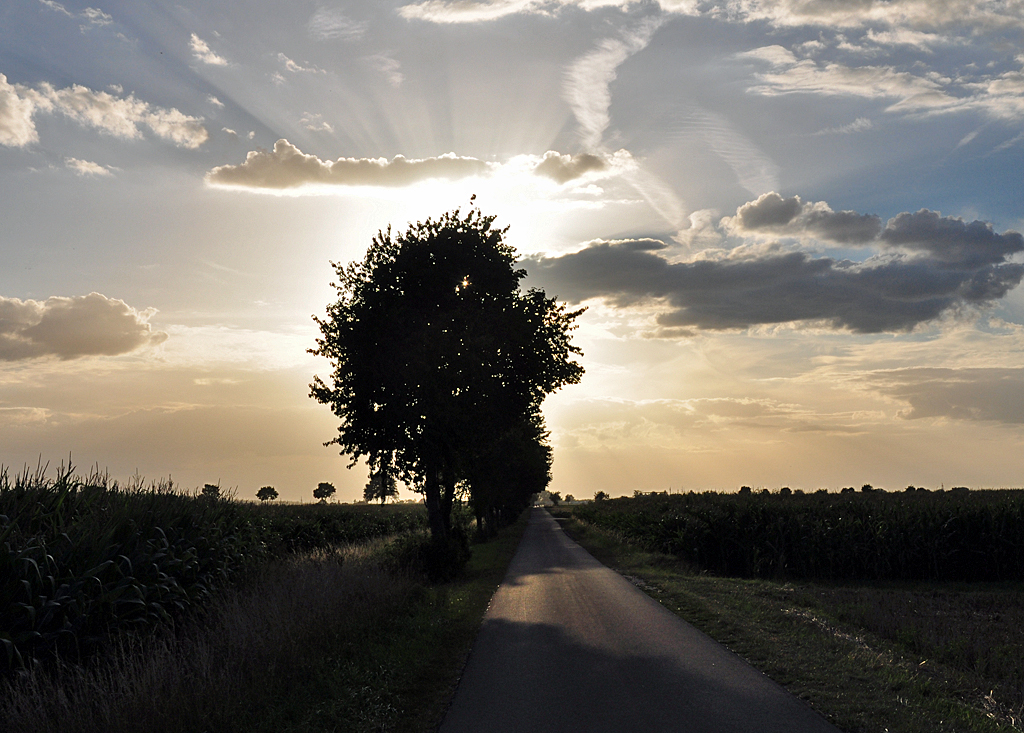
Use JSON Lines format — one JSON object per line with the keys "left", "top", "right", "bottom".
{"left": 533, "top": 151, "right": 607, "bottom": 183}
{"left": 205, "top": 139, "right": 492, "bottom": 189}
{"left": 869, "top": 368, "right": 1024, "bottom": 424}
{"left": 813, "top": 117, "right": 873, "bottom": 135}
{"left": 38, "top": 0, "right": 73, "bottom": 17}
{"left": 0, "top": 293, "right": 168, "bottom": 361}
{"left": 673, "top": 106, "right": 780, "bottom": 197}
{"left": 880, "top": 210, "right": 1024, "bottom": 269}
{"left": 725, "top": 192, "right": 883, "bottom": 244}
{"left": 741, "top": 46, "right": 1024, "bottom": 121}
{"left": 278, "top": 53, "right": 324, "bottom": 74}
{"left": 190, "top": 33, "right": 228, "bottom": 66}
{"left": 300, "top": 113, "right": 334, "bottom": 132}
{"left": 82, "top": 7, "right": 113, "bottom": 27}
{"left": 207, "top": 95, "right": 225, "bottom": 108}
{"left": 525, "top": 202, "right": 1024, "bottom": 334}
{"left": 0, "top": 74, "right": 208, "bottom": 149}
{"left": 65, "top": 157, "right": 113, "bottom": 176}
{"left": 364, "top": 53, "right": 404, "bottom": 87}
{"left": 564, "top": 17, "right": 665, "bottom": 150}
{"left": 308, "top": 8, "right": 367, "bottom": 40}
{"left": 399, "top": 0, "right": 545, "bottom": 23}
{"left": 0, "top": 74, "right": 42, "bottom": 146}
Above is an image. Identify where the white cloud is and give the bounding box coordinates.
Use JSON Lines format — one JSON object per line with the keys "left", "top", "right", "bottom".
{"left": 0, "top": 74, "right": 209, "bottom": 149}
{"left": 741, "top": 46, "right": 1024, "bottom": 122}
{"left": 207, "top": 95, "right": 225, "bottom": 108}
{"left": 278, "top": 53, "right": 324, "bottom": 74}
{"left": 364, "top": 53, "right": 404, "bottom": 87}
{"left": 65, "top": 157, "right": 113, "bottom": 176}
{"left": 399, "top": 0, "right": 542, "bottom": 23}
{"left": 0, "top": 293, "right": 167, "bottom": 361}
{"left": 564, "top": 17, "right": 665, "bottom": 150}
{"left": 206, "top": 141, "right": 646, "bottom": 195}
{"left": 38, "top": 0, "right": 73, "bottom": 17}
{"left": 813, "top": 117, "right": 873, "bottom": 135}
{"left": 82, "top": 7, "right": 113, "bottom": 27}
{"left": 206, "top": 139, "right": 492, "bottom": 189}
{"left": 300, "top": 113, "right": 334, "bottom": 132}
{"left": 0, "top": 74, "right": 43, "bottom": 146}
{"left": 308, "top": 8, "right": 368, "bottom": 40}
{"left": 48, "top": 82, "right": 209, "bottom": 147}
{"left": 190, "top": 33, "right": 228, "bottom": 66}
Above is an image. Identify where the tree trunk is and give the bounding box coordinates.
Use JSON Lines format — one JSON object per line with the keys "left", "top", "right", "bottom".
{"left": 424, "top": 461, "right": 448, "bottom": 541}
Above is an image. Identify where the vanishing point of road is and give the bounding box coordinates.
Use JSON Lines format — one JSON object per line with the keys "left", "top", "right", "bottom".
{"left": 440, "top": 508, "right": 841, "bottom": 733}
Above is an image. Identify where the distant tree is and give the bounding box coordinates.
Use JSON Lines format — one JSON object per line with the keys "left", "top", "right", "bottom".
{"left": 313, "top": 482, "right": 336, "bottom": 503}
{"left": 201, "top": 483, "right": 220, "bottom": 499}
{"left": 779, "top": 486, "right": 792, "bottom": 496}
{"left": 549, "top": 491, "right": 561, "bottom": 506}
{"left": 738, "top": 486, "right": 752, "bottom": 495}
{"left": 905, "top": 485, "right": 918, "bottom": 492}
{"left": 594, "top": 490, "right": 609, "bottom": 501}
{"left": 861, "top": 484, "right": 874, "bottom": 493}
{"left": 257, "top": 485, "right": 279, "bottom": 502}
{"left": 364, "top": 470, "right": 399, "bottom": 504}
{"left": 565, "top": 494, "right": 574, "bottom": 502}
{"left": 309, "top": 203, "right": 584, "bottom": 542}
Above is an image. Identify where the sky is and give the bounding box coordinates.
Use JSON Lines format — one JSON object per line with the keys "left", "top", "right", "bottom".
{"left": 2, "top": 0, "right": 1024, "bottom": 502}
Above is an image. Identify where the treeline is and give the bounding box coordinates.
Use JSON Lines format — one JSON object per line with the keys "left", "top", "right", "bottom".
{"left": 572, "top": 489, "right": 1024, "bottom": 582}
{"left": 0, "top": 464, "right": 427, "bottom": 678}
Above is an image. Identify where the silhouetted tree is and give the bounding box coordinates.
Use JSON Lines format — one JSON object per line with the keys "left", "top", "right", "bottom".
{"left": 256, "top": 485, "right": 279, "bottom": 502}
{"left": 364, "top": 470, "right": 398, "bottom": 504}
{"left": 594, "top": 491, "right": 608, "bottom": 501}
{"left": 201, "top": 483, "right": 220, "bottom": 499}
{"left": 310, "top": 202, "right": 584, "bottom": 542}
{"left": 313, "top": 482, "right": 336, "bottom": 503}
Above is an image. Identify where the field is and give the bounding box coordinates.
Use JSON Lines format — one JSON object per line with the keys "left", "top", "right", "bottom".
{"left": 573, "top": 489, "right": 1024, "bottom": 582}
{"left": 0, "top": 462, "right": 528, "bottom": 732}
{"left": 560, "top": 491, "right": 1024, "bottom": 732}
{"left": 0, "top": 462, "right": 427, "bottom": 678}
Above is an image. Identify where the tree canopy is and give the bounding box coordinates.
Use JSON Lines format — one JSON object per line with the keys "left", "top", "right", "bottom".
{"left": 310, "top": 203, "right": 584, "bottom": 541}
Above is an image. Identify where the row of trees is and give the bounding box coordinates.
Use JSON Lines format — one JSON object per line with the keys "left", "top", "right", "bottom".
{"left": 310, "top": 202, "right": 584, "bottom": 542}
{"left": 253, "top": 479, "right": 398, "bottom": 504}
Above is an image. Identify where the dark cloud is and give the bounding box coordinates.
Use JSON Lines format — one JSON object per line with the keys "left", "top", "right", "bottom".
{"left": 730, "top": 191, "right": 882, "bottom": 244}
{"left": 533, "top": 151, "right": 607, "bottom": 184}
{"left": 206, "top": 139, "right": 490, "bottom": 189}
{"left": 525, "top": 217, "right": 1024, "bottom": 333}
{"left": 869, "top": 368, "right": 1024, "bottom": 424}
{"left": 0, "top": 293, "right": 167, "bottom": 360}
{"left": 736, "top": 192, "right": 802, "bottom": 228}
{"left": 804, "top": 208, "right": 883, "bottom": 244}
{"left": 880, "top": 209, "right": 1024, "bottom": 268}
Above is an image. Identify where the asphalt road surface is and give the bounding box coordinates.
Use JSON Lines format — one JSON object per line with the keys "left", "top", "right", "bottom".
{"left": 440, "top": 508, "right": 841, "bottom": 733}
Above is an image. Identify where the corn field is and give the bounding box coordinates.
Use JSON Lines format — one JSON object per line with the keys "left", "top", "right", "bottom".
{"left": 0, "top": 463, "right": 427, "bottom": 679}
{"left": 572, "top": 489, "right": 1024, "bottom": 582}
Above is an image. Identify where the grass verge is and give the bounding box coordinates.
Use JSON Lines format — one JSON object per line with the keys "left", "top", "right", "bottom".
{"left": 552, "top": 510, "right": 1022, "bottom": 733}
{"left": 0, "top": 513, "right": 530, "bottom": 733}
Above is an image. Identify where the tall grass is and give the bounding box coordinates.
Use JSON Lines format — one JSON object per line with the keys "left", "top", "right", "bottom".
{"left": 0, "top": 462, "right": 427, "bottom": 678}
{"left": 0, "top": 539, "right": 420, "bottom": 733}
{"left": 574, "top": 489, "right": 1024, "bottom": 582}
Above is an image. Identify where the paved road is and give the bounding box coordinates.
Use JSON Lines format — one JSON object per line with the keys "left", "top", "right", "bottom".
{"left": 440, "top": 508, "right": 841, "bottom": 733}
